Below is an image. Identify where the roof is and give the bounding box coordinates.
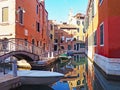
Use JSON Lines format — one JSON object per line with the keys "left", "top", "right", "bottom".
{"left": 59, "top": 24, "right": 77, "bottom": 29}
{"left": 74, "top": 13, "right": 85, "bottom": 19}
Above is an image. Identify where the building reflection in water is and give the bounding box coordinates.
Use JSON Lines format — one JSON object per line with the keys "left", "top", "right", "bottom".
{"left": 87, "top": 57, "right": 120, "bottom": 90}
{"left": 53, "top": 54, "right": 88, "bottom": 90}
{"left": 67, "top": 54, "right": 87, "bottom": 90}
{"left": 3, "top": 54, "right": 120, "bottom": 90}
{"left": 53, "top": 54, "right": 120, "bottom": 90}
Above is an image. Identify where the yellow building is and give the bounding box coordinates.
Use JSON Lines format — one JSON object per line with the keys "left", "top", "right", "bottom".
{"left": 73, "top": 13, "right": 85, "bottom": 42}
{"left": 61, "top": 54, "right": 87, "bottom": 90}
{"left": 84, "top": 0, "right": 98, "bottom": 60}
{"left": 68, "top": 11, "right": 85, "bottom": 52}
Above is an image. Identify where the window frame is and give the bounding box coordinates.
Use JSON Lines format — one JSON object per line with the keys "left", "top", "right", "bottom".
{"left": 77, "top": 28, "right": 80, "bottom": 33}
{"left": 100, "top": 22, "right": 104, "bottom": 46}
{"left": 76, "top": 20, "right": 80, "bottom": 26}
{"left": 94, "top": 30, "right": 97, "bottom": 46}
{"left": 2, "top": 7, "right": 8, "bottom": 23}
{"left": 36, "top": 5, "right": 39, "bottom": 14}
{"left": 19, "top": 9, "right": 24, "bottom": 25}
{"left": 36, "top": 21, "right": 40, "bottom": 32}
{"left": 99, "top": 0, "right": 103, "bottom": 6}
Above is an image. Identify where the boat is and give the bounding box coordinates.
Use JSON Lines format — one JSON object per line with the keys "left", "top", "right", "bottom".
{"left": 59, "top": 53, "right": 71, "bottom": 60}
{"left": 17, "top": 59, "right": 32, "bottom": 70}
{"left": 9, "top": 70, "right": 64, "bottom": 85}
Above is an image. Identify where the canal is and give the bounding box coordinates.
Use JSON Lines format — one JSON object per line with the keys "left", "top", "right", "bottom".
{"left": 1, "top": 54, "right": 120, "bottom": 90}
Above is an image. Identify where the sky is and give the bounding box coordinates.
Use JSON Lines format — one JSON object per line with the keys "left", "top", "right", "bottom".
{"left": 45, "top": 0, "right": 88, "bottom": 23}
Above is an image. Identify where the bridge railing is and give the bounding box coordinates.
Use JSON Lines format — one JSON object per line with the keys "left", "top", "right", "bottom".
{"left": 0, "top": 38, "right": 43, "bottom": 57}
{"left": 0, "top": 38, "right": 65, "bottom": 60}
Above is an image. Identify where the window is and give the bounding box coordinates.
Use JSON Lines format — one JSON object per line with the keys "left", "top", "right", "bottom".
{"left": 100, "top": 23, "right": 104, "bottom": 45}
{"left": 61, "top": 36, "right": 65, "bottom": 41}
{"left": 36, "top": 22, "right": 40, "bottom": 32}
{"left": 80, "top": 43, "right": 85, "bottom": 48}
{"left": 2, "top": 7, "right": 8, "bottom": 22}
{"left": 24, "top": 39, "right": 27, "bottom": 46}
{"left": 68, "top": 45, "right": 71, "bottom": 50}
{"left": 77, "top": 80, "right": 80, "bottom": 85}
{"left": 54, "top": 39, "right": 58, "bottom": 43}
{"left": 61, "top": 38, "right": 63, "bottom": 43}
{"left": 74, "top": 44, "right": 76, "bottom": 50}
{"left": 50, "top": 34, "right": 53, "bottom": 39}
{"left": 77, "top": 28, "right": 80, "bottom": 32}
{"left": 82, "top": 21, "right": 84, "bottom": 25}
{"left": 54, "top": 45, "right": 57, "bottom": 51}
{"left": 50, "top": 24, "right": 53, "bottom": 30}
{"left": 61, "top": 46, "right": 64, "bottom": 50}
{"left": 94, "top": 30, "right": 97, "bottom": 45}
{"left": 99, "top": 0, "right": 103, "bottom": 5}
{"left": 36, "top": 5, "right": 39, "bottom": 14}
{"left": 37, "top": 41, "right": 39, "bottom": 46}
{"left": 76, "top": 43, "right": 79, "bottom": 51}
{"left": 76, "top": 20, "right": 80, "bottom": 25}
{"left": 19, "top": 9, "right": 24, "bottom": 24}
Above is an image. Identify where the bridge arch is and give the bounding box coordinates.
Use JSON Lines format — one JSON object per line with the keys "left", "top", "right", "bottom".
{"left": 0, "top": 51, "right": 39, "bottom": 62}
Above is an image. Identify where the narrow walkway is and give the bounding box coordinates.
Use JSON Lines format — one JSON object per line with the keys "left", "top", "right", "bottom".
{"left": 0, "top": 73, "right": 20, "bottom": 90}
{"left": 0, "top": 73, "right": 15, "bottom": 82}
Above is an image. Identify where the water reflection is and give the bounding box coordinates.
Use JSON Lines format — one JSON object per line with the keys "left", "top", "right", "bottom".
{"left": 53, "top": 54, "right": 120, "bottom": 90}
{"left": 87, "top": 58, "right": 120, "bottom": 90}
{"left": 1, "top": 54, "right": 120, "bottom": 90}
{"left": 53, "top": 54, "right": 87, "bottom": 90}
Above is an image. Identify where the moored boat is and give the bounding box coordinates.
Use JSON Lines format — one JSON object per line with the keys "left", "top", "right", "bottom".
{"left": 9, "top": 70, "right": 64, "bottom": 85}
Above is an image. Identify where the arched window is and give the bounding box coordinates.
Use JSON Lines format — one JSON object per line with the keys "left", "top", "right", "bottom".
{"left": 19, "top": 9, "right": 23, "bottom": 24}
{"left": 17, "top": 7, "right": 24, "bottom": 25}
{"left": 77, "top": 80, "right": 80, "bottom": 85}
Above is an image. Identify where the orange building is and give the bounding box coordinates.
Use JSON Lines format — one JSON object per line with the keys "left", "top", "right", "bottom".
{"left": 0, "top": 0, "right": 48, "bottom": 52}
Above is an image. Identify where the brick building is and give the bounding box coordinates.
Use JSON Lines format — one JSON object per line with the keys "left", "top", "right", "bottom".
{"left": 0, "top": 0, "right": 48, "bottom": 52}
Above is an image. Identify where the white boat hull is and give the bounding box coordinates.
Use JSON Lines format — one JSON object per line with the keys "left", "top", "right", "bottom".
{"left": 9, "top": 70, "right": 64, "bottom": 85}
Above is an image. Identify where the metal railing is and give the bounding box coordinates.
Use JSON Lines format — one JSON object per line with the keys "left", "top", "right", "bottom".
{"left": 0, "top": 38, "right": 42, "bottom": 56}
{"left": 0, "top": 38, "right": 64, "bottom": 60}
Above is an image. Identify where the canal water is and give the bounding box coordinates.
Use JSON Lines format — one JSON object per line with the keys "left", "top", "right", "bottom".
{"left": 1, "top": 54, "right": 120, "bottom": 90}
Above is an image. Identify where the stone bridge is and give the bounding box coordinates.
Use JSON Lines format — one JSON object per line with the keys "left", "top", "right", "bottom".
{"left": 0, "top": 38, "right": 44, "bottom": 62}
{"left": 0, "top": 38, "right": 64, "bottom": 64}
